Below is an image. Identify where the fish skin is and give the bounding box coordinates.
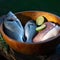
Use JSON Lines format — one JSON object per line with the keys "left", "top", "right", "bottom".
{"left": 3, "top": 11, "right": 24, "bottom": 42}
{"left": 33, "top": 22, "right": 56, "bottom": 43}
{"left": 25, "top": 20, "right": 37, "bottom": 43}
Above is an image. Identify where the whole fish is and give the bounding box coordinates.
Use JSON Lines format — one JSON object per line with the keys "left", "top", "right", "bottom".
{"left": 3, "top": 11, "right": 24, "bottom": 42}
{"left": 33, "top": 22, "right": 60, "bottom": 43}
{"left": 25, "top": 20, "right": 37, "bottom": 43}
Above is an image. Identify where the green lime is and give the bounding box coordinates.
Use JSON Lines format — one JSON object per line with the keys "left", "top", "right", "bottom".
{"left": 36, "top": 24, "right": 46, "bottom": 32}
{"left": 36, "top": 16, "right": 44, "bottom": 25}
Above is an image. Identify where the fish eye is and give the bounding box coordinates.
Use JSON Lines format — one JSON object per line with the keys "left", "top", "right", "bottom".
{"left": 8, "top": 19, "right": 14, "bottom": 21}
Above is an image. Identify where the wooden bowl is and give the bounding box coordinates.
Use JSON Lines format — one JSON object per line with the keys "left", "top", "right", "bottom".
{"left": 0, "top": 11, "right": 60, "bottom": 55}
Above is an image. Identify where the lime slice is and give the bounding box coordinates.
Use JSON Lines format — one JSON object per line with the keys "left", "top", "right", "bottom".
{"left": 36, "top": 16, "right": 44, "bottom": 25}
{"left": 36, "top": 24, "right": 46, "bottom": 32}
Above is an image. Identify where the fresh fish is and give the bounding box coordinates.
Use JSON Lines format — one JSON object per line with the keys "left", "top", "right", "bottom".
{"left": 25, "top": 20, "right": 37, "bottom": 43}
{"left": 3, "top": 11, "right": 24, "bottom": 42}
{"left": 33, "top": 22, "right": 60, "bottom": 43}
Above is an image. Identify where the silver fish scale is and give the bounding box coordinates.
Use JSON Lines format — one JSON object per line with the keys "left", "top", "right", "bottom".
{"left": 3, "top": 11, "right": 24, "bottom": 42}
{"left": 25, "top": 20, "right": 37, "bottom": 43}
{"left": 4, "top": 21, "right": 23, "bottom": 34}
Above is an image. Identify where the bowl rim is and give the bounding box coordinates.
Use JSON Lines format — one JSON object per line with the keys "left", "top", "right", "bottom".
{"left": 15, "top": 10, "right": 60, "bottom": 18}
{"left": 0, "top": 11, "right": 60, "bottom": 44}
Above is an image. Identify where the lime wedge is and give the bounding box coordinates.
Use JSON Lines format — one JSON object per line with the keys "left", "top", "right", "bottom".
{"left": 36, "top": 24, "right": 46, "bottom": 32}
{"left": 36, "top": 16, "right": 44, "bottom": 25}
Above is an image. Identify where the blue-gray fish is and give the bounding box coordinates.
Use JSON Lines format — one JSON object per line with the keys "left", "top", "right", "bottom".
{"left": 3, "top": 11, "right": 24, "bottom": 42}
{"left": 25, "top": 20, "right": 37, "bottom": 43}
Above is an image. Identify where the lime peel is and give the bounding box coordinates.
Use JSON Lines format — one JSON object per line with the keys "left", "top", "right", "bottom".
{"left": 36, "top": 24, "right": 46, "bottom": 32}
{"left": 36, "top": 16, "right": 44, "bottom": 25}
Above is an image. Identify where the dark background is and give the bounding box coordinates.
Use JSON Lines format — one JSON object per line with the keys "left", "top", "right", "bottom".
{"left": 0, "top": 0, "right": 60, "bottom": 16}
